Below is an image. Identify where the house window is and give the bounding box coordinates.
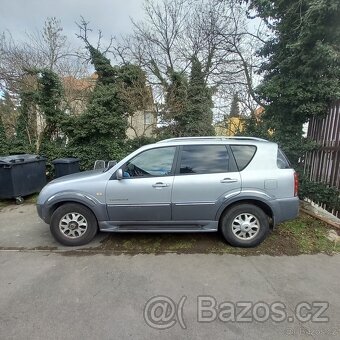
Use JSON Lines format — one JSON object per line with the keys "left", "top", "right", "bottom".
{"left": 144, "top": 112, "right": 153, "bottom": 125}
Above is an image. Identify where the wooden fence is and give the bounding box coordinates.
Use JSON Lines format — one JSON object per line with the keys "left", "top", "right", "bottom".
{"left": 304, "top": 100, "right": 340, "bottom": 217}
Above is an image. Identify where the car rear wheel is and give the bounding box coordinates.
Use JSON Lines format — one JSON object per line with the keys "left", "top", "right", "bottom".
{"left": 50, "top": 203, "right": 98, "bottom": 246}
{"left": 220, "top": 204, "right": 269, "bottom": 247}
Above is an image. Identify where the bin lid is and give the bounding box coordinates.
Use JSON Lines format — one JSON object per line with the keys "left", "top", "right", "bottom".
{"left": 52, "top": 157, "right": 80, "bottom": 164}
{"left": 0, "top": 154, "right": 45, "bottom": 165}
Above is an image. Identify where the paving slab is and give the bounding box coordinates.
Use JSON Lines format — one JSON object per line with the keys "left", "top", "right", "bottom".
{"left": 0, "top": 204, "right": 106, "bottom": 250}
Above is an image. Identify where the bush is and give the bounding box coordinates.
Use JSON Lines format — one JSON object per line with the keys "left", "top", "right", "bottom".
{"left": 299, "top": 173, "right": 340, "bottom": 212}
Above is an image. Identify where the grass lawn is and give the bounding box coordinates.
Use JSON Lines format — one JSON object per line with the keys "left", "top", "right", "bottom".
{"left": 97, "top": 213, "right": 340, "bottom": 255}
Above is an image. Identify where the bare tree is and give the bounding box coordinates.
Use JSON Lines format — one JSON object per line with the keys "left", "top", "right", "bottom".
{"left": 25, "top": 17, "right": 69, "bottom": 71}
{"left": 111, "top": 0, "right": 267, "bottom": 126}
{"left": 0, "top": 18, "right": 90, "bottom": 95}
{"left": 75, "top": 17, "right": 115, "bottom": 58}
{"left": 0, "top": 32, "right": 39, "bottom": 94}
{"left": 112, "top": 0, "right": 187, "bottom": 86}
{"left": 112, "top": 0, "right": 230, "bottom": 85}
{"left": 211, "top": 1, "right": 267, "bottom": 115}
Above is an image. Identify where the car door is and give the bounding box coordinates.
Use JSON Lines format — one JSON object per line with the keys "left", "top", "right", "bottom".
{"left": 172, "top": 144, "right": 241, "bottom": 221}
{"left": 106, "top": 146, "right": 177, "bottom": 221}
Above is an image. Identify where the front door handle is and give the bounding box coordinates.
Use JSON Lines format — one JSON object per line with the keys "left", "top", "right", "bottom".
{"left": 220, "top": 178, "right": 238, "bottom": 183}
{"left": 152, "top": 182, "right": 170, "bottom": 188}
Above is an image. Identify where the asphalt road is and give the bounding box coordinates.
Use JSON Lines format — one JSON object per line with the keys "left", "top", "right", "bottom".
{"left": 0, "top": 204, "right": 340, "bottom": 339}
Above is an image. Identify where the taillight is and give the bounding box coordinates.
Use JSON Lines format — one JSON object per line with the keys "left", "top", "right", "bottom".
{"left": 294, "top": 172, "right": 298, "bottom": 197}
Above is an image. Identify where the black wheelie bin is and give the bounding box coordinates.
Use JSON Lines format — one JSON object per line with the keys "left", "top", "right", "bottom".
{"left": 0, "top": 154, "right": 46, "bottom": 204}
{"left": 52, "top": 158, "right": 80, "bottom": 178}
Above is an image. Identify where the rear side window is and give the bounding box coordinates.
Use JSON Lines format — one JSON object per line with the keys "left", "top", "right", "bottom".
{"left": 277, "top": 148, "right": 291, "bottom": 169}
{"left": 179, "top": 145, "right": 229, "bottom": 174}
{"left": 230, "top": 145, "right": 257, "bottom": 171}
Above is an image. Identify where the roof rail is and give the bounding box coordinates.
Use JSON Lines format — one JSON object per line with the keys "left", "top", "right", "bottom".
{"left": 157, "top": 136, "right": 268, "bottom": 143}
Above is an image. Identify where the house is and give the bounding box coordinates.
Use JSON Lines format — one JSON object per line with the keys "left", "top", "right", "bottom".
{"left": 253, "top": 106, "right": 265, "bottom": 121}
{"left": 63, "top": 74, "right": 157, "bottom": 139}
{"left": 126, "top": 110, "right": 156, "bottom": 139}
{"left": 214, "top": 106, "right": 267, "bottom": 137}
{"left": 63, "top": 74, "right": 97, "bottom": 116}
{"left": 215, "top": 116, "right": 245, "bottom": 136}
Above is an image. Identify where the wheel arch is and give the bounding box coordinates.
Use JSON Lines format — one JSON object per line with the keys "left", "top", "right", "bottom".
{"left": 48, "top": 201, "right": 94, "bottom": 220}
{"left": 45, "top": 196, "right": 107, "bottom": 224}
{"left": 217, "top": 199, "right": 274, "bottom": 230}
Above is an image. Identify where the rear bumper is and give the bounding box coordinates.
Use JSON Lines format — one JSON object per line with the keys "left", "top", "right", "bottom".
{"left": 272, "top": 197, "right": 299, "bottom": 226}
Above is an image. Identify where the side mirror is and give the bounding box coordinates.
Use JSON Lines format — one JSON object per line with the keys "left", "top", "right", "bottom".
{"left": 116, "top": 168, "right": 123, "bottom": 180}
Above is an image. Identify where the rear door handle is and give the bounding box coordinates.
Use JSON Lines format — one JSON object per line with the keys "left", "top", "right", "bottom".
{"left": 152, "top": 182, "right": 170, "bottom": 188}
{"left": 220, "top": 178, "right": 238, "bottom": 183}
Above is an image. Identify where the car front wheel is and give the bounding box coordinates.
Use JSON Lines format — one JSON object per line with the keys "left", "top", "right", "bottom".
{"left": 220, "top": 204, "right": 269, "bottom": 247}
{"left": 50, "top": 203, "right": 98, "bottom": 246}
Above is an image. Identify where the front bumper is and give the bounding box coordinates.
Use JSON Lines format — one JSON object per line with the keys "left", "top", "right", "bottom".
{"left": 36, "top": 204, "right": 50, "bottom": 224}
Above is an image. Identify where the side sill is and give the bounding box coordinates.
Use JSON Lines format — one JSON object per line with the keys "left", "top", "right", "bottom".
{"left": 98, "top": 220, "right": 218, "bottom": 232}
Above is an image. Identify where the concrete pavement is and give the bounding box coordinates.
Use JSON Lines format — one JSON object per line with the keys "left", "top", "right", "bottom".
{"left": 0, "top": 203, "right": 340, "bottom": 339}
{"left": 0, "top": 204, "right": 106, "bottom": 250}
{"left": 0, "top": 252, "right": 340, "bottom": 340}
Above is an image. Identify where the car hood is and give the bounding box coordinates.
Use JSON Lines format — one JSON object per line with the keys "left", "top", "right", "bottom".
{"left": 49, "top": 169, "right": 104, "bottom": 184}
{"left": 37, "top": 169, "right": 110, "bottom": 206}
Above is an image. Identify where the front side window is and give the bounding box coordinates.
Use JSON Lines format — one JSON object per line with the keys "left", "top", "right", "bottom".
{"left": 124, "top": 147, "right": 176, "bottom": 178}
{"left": 179, "top": 145, "right": 229, "bottom": 174}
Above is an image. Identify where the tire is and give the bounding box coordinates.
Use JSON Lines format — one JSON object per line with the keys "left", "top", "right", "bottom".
{"left": 220, "top": 204, "right": 269, "bottom": 247}
{"left": 50, "top": 203, "right": 98, "bottom": 246}
{"left": 16, "top": 197, "right": 24, "bottom": 205}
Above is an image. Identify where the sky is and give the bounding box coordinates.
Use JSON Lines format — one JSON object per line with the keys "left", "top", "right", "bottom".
{"left": 0, "top": 0, "right": 144, "bottom": 47}
{"left": 0, "top": 0, "right": 264, "bottom": 115}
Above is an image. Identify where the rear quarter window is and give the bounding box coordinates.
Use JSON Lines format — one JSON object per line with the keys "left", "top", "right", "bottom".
{"left": 277, "top": 148, "right": 291, "bottom": 169}
{"left": 230, "top": 145, "right": 257, "bottom": 171}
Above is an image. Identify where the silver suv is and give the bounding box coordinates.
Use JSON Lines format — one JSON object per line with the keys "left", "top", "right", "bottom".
{"left": 37, "top": 137, "right": 299, "bottom": 247}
